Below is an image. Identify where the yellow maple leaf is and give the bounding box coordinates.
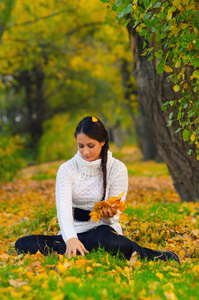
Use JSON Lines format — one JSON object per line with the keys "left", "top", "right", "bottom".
{"left": 57, "top": 264, "right": 67, "bottom": 274}
{"left": 89, "top": 192, "right": 126, "bottom": 222}
{"left": 155, "top": 272, "right": 164, "bottom": 281}
{"left": 119, "top": 213, "right": 128, "bottom": 222}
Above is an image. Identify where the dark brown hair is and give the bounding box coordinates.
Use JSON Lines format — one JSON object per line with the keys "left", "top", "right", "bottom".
{"left": 75, "top": 116, "right": 109, "bottom": 200}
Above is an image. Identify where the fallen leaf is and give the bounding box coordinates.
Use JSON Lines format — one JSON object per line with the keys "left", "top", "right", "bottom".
{"left": 0, "top": 254, "right": 10, "bottom": 260}
{"left": 32, "top": 260, "right": 41, "bottom": 269}
{"left": 155, "top": 272, "right": 164, "bottom": 281}
{"left": 9, "top": 279, "right": 28, "bottom": 288}
{"left": 86, "top": 266, "right": 93, "bottom": 273}
{"left": 164, "top": 291, "right": 178, "bottom": 300}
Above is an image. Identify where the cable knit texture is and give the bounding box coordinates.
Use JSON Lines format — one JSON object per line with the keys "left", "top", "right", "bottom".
{"left": 56, "top": 151, "right": 128, "bottom": 243}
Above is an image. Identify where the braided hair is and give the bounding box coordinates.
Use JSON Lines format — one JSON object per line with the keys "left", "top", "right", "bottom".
{"left": 75, "top": 116, "right": 109, "bottom": 200}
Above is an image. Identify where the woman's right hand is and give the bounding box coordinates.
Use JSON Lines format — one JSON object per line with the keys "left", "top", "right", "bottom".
{"left": 66, "top": 237, "right": 89, "bottom": 259}
{"left": 101, "top": 205, "right": 117, "bottom": 219}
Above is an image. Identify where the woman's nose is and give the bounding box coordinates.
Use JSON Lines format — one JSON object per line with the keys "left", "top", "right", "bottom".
{"left": 83, "top": 147, "right": 89, "bottom": 154}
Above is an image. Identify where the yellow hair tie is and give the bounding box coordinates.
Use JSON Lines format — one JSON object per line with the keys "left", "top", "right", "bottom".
{"left": 92, "top": 117, "right": 98, "bottom": 122}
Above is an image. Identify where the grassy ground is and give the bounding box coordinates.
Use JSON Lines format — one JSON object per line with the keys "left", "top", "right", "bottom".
{"left": 0, "top": 146, "right": 199, "bottom": 300}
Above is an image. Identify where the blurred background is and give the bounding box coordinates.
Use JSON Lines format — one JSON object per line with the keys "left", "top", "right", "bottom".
{"left": 0, "top": 0, "right": 158, "bottom": 181}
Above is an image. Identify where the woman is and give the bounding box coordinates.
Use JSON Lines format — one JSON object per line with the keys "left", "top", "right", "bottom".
{"left": 15, "top": 116, "right": 180, "bottom": 264}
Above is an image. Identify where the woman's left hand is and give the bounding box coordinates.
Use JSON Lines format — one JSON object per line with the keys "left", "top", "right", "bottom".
{"left": 100, "top": 206, "right": 117, "bottom": 219}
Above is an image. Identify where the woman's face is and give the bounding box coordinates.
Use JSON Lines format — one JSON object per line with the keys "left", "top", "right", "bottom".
{"left": 76, "top": 133, "right": 105, "bottom": 162}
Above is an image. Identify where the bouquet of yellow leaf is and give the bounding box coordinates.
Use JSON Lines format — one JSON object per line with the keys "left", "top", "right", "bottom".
{"left": 89, "top": 192, "right": 127, "bottom": 222}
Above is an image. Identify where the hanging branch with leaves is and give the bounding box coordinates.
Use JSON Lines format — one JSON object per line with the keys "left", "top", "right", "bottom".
{"left": 101, "top": 0, "right": 199, "bottom": 159}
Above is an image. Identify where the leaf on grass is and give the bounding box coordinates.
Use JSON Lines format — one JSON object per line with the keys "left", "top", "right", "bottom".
{"left": 25, "top": 271, "right": 33, "bottom": 278}
{"left": 162, "top": 282, "right": 174, "bottom": 291}
{"left": 0, "top": 254, "right": 10, "bottom": 260}
{"left": 192, "top": 229, "right": 199, "bottom": 237}
{"left": 179, "top": 249, "right": 186, "bottom": 258}
{"left": 193, "top": 265, "right": 199, "bottom": 273}
{"left": 57, "top": 264, "right": 67, "bottom": 274}
{"left": 9, "top": 279, "right": 28, "bottom": 288}
{"left": 155, "top": 272, "right": 164, "bottom": 281}
{"left": 86, "top": 266, "right": 93, "bottom": 273}
{"left": 119, "top": 213, "right": 128, "bottom": 222}
{"left": 22, "top": 285, "right": 32, "bottom": 292}
{"left": 164, "top": 291, "right": 178, "bottom": 300}
{"left": 64, "top": 261, "right": 72, "bottom": 268}
{"left": 170, "top": 272, "right": 180, "bottom": 277}
{"left": 128, "top": 251, "right": 139, "bottom": 265}
{"left": 32, "top": 260, "right": 41, "bottom": 269}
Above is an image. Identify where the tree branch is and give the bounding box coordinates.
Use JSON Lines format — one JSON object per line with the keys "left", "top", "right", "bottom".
{"left": 6, "top": 8, "right": 68, "bottom": 29}
{"left": 66, "top": 22, "right": 102, "bottom": 36}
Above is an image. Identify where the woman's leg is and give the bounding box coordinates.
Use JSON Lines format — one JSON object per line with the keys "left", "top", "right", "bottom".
{"left": 78, "top": 225, "right": 133, "bottom": 260}
{"left": 78, "top": 225, "right": 180, "bottom": 263}
{"left": 15, "top": 226, "right": 180, "bottom": 263}
{"left": 15, "top": 235, "right": 66, "bottom": 255}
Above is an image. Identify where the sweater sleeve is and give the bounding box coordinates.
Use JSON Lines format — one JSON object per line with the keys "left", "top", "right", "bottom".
{"left": 102, "top": 160, "right": 128, "bottom": 225}
{"left": 55, "top": 163, "right": 77, "bottom": 243}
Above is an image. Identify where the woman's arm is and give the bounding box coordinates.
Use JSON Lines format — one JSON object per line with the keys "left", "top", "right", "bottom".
{"left": 56, "top": 163, "right": 77, "bottom": 242}
{"left": 56, "top": 163, "right": 89, "bottom": 258}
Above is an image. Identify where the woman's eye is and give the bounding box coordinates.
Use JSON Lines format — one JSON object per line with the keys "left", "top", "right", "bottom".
{"left": 79, "top": 145, "right": 84, "bottom": 148}
{"left": 89, "top": 145, "right": 94, "bottom": 148}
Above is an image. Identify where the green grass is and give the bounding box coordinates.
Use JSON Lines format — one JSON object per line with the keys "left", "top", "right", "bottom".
{"left": 0, "top": 146, "right": 199, "bottom": 299}
{"left": 31, "top": 174, "right": 56, "bottom": 180}
{"left": 0, "top": 250, "right": 199, "bottom": 300}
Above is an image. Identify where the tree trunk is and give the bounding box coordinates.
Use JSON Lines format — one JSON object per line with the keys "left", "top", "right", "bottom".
{"left": 139, "top": 102, "right": 162, "bottom": 161}
{"left": 15, "top": 65, "right": 45, "bottom": 149}
{"left": 121, "top": 58, "right": 162, "bottom": 161}
{"left": 120, "top": 59, "right": 140, "bottom": 139}
{"left": 127, "top": 23, "right": 199, "bottom": 202}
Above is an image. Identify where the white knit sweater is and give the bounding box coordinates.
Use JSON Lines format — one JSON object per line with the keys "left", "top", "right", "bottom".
{"left": 56, "top": 151, "right": 128, "bottom": 243}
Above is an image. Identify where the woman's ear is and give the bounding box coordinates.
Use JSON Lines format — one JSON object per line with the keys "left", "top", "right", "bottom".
{"left": 101, "top": 141, "right": 105, "bottom": 147}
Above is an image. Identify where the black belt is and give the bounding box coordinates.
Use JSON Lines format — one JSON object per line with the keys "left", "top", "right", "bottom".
{"left": 73, "top": 207, "right": 91, "bottom": 221}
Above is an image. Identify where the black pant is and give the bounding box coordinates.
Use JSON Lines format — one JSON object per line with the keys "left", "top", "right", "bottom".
{"left": 15, "top": 225, "right": 164, "bottom": 261}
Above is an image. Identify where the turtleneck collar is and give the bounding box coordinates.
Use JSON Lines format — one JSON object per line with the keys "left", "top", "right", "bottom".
{"left": 74, "top": 150, "right": 113, "bottom": 176}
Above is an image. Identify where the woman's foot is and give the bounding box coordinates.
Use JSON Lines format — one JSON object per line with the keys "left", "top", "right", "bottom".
{"left": 154, "top": 250, "right": 180, "bottom": 264}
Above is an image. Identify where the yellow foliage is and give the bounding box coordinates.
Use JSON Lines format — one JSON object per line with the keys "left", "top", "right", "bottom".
{"left": 155, "top": 272, "right": 164, "bottom": 281}
{"left": 164, "top": 291, "right": 178, "bottom": 300}
{"left": 164, "top": 65, "right": 173, "bottom": 73}
{"left": 89, "top": 192, "right": 126, "bottom": 222}
{"left": 190, "top": 134, "right": 195, "bottom": 142}
{"left": 167, "top": 7, "right": 176, "bottom": 20}
{"left": 57, "top": 264, "right": 67, "bottom": 274}
{"left": 192, "top": 265, "right": 199, "bottom": 273}
{"left": 173, "top": 85, "right": 180, "bottom": 92}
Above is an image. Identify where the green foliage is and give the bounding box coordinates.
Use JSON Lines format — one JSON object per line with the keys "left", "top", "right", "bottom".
{"left": 101, "top": 0, "right": 199, "bottom": 158}
{"left": 0, "top": 135, "right": 26, "bottom": 182}
{"left": 37, "top": 113, "right": 82, "bottom": 163}
{"left": 0, "top": 0, "right": 14, "bottom": 40}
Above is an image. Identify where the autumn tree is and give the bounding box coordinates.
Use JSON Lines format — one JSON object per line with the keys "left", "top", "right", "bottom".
{"left": 101, "top": 0, "right": 199, "bottom": 202}
{"left": 0, "top": 0, "right": 132, "bottom": 150}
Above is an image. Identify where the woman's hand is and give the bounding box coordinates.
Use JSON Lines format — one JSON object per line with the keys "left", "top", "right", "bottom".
{"left": 100, "top": 206, "right": 117, "bottom": 219}
{"left": 66, "top": 237, "right": 89, "bottom": 259}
